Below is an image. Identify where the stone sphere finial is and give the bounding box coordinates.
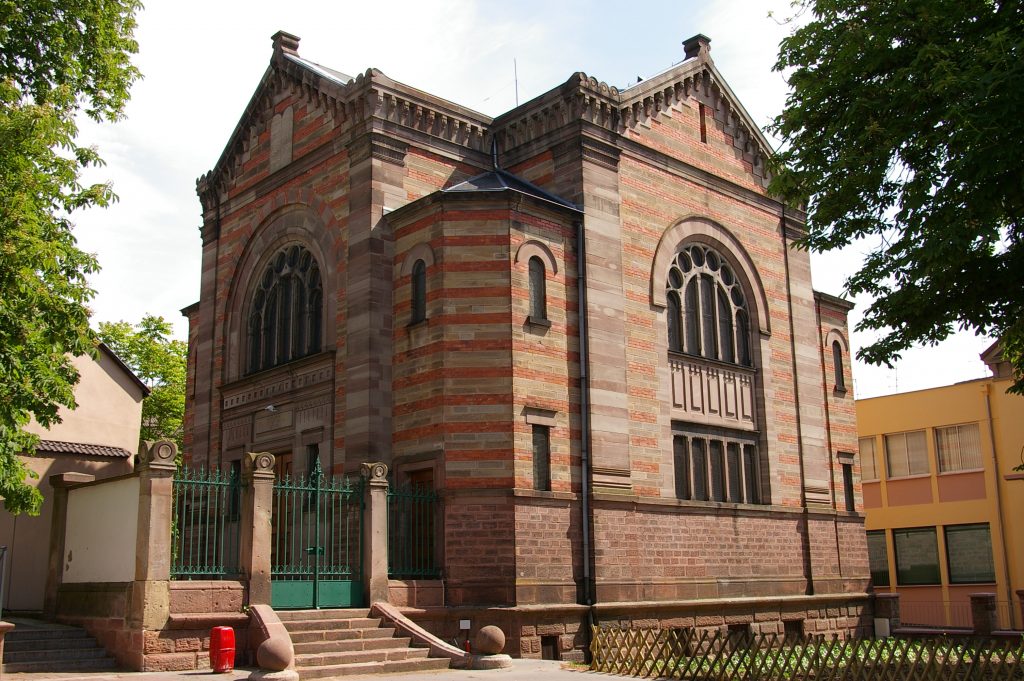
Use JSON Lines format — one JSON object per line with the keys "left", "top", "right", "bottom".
{"left": 475, "top": 626, "right": 506, "bottom": 655}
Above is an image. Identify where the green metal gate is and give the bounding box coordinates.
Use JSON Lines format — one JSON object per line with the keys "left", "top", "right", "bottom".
{"left": 270, "top": 460, "right": 364, "bottom": 609}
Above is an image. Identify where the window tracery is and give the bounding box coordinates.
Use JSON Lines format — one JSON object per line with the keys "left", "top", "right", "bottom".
{"left": 246, "top": 244, "right": 323, "bottom": 374}
{"left": 665, "top": 243, "right": 751, "bottom": 366}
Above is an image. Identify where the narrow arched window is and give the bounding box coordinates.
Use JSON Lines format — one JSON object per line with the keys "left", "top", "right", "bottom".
{"left": 411, "top": 259, "right": 427, "bottom": 324}
{"left": 832, "top": 340, "right": 846, "bottom": 391}
{"left": 246, "top": 244, "right": 324, "bottom": 374}
{"left": 528, "top": 256, "right": 547, "bottom": 321}
{"left": 665, "top": 243, "right": 751, "bottom": 367}
{"left": 667, "top": 291, "right": 683, "bottom": 352}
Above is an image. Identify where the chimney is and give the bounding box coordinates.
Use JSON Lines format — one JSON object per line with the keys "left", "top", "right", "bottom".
{"left": 272, "top": 30, "right": 301, "bottom": 57}
{"left": 683, "top": 34, "right": 711, "bottom": 61}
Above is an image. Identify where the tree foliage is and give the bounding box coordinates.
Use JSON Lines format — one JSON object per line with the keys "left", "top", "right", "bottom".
{"left": 0, "top": 1, "right": 141, "bottom": 513}
{"left": 98, "top": 315, "right": 187, "bottom": 452}
{"left": 770, "top": 0, "right": 1024, "bottom": 390}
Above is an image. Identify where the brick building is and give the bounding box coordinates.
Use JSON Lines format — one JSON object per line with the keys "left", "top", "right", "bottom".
{"left": 183, "top": 31, "right": 870, "bottom": 657}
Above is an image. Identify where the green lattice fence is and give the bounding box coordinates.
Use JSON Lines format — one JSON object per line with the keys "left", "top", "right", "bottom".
{"left": 590, "top": 625, "right": 1024, "bottom": 680}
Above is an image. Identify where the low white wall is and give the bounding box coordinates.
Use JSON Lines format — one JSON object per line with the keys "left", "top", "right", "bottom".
{"left": 64, "top": 476, "right": 139, "bottom": 583}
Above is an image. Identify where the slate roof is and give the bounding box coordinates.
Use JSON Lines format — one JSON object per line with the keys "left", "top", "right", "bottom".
{"left": 443, "top": 168, "right": 581, "bottom": 212}
{"left": 35, "top": 440, "right": 133, "bottom": 459}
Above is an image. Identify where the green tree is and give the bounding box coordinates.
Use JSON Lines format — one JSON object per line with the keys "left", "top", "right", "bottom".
{"left": 769, "top": 1, "right": 1024, "bottom": 390}
{"left": 0, "top": 1, "right": 142, "bottom": 513}
{"left": 98, "top": 315, "right": 186, "bottom": 452}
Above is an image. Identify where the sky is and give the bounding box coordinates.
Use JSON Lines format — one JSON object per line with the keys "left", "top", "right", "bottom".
{"left": 72, "top": 0, "right": 994, "bottom": 399}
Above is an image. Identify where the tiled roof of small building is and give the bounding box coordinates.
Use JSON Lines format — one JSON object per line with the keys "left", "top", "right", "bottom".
{"left": 35, "top": 440, "right": 133, "bottom": 459}
{"left": 444, "top": 168, "right": 581, "bottom": 212}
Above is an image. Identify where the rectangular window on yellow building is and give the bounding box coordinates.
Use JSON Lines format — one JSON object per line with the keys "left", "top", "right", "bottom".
{"left": 945, "top": 524, "right": 995, "bottom": 584}
{"left": 866, "top": 530, "right": 889, "bottom": 587}
{"left": 885, "top": 430, "right": 929, "bottom": 478}
{"left": 858, "top": 436, "right": 878, "bottom": 480}
{"left": 935, "top": 423, "right": 983, "bottom": 472}
{"left": 893, "top": 527, "right": 940, "bottom": 585}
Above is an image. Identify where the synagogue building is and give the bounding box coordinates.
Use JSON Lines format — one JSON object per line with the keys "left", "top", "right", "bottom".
{"left": 183, "top": 31, "right": 870, "bottom": 657}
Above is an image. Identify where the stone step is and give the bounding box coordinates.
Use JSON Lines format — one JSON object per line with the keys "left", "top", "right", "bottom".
{"left": 276, "top": 608, "right": 370, "bottom": 622}
{"left": 289, "top": 626, "right": 397, "bottom": 644}
{"left": 293, "top": 635, "right": 410, "bottom": 655}
{"left": 297, "top": 656, "right": 450, "bottom": 679}
{"left": 2, "top": 657, "right": 119, "bottom": 674}
{"left": 4, "top": 644, "right": 109, "bottom": 664}
{"left": 282, "top": 617, "right": 381, "bottom": 632}
{"left": 6, "top": 628, "right": 93, "bottom": 642}
{"left": 5, "top": 635, "right": 101, "bottom": 652}
{"left": 295, "top": 646, "right": 430, "bottom": 667}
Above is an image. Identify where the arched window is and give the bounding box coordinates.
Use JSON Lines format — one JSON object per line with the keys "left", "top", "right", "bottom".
{"left": 528, "top": 256, "right": 547, "bottom": 321}
{"left": 410, "top": 259, "right": 427, "bottom": 324}
{"left": 665, "top": 243, "right": 751, "bottom": 366}
{"left": 832, "top": 340, "right": 846, "bottom": 391}
{"left": 246, "top": 244, "right": 323, "bottom": 374}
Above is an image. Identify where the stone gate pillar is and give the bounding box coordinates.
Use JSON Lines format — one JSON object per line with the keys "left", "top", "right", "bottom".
{"left": 361, "top": 463, "right": 389, "bottom": 605}
{"left": 129, "top": 440, "right": 177, "bottom": 630}
{"left": 242, "top": 452, "right": 276, "bottom": 606}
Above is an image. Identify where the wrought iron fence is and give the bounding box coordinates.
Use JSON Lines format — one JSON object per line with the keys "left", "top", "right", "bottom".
{"left": 387, "top": 483, "right": 441, "bottom": 579}
{"left": 171, "top": 466, "right": 241, "bottom": 579}
{"left": 590, "top": 626, "right": 1024, "bottom": 680}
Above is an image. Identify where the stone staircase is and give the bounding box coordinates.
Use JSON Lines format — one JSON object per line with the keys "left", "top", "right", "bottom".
{"left": 279, "top": 608, "right": 451, "bottom": 678}
{"left": 2, "top": 618, "right": 118, "bottom": 673}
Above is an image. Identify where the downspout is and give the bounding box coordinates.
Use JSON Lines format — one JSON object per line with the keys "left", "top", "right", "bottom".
{"left": 781, "top": 205, "right": 815, "bottom": 595}
{"left": 575, "top": 218, "right": 596, "bottom": 646}
{"left": 814, "top": 297, "right": 844, "bottom": 580}
{"left": 983, "top": 384, "right": 1016, "bottom": 628}
{"left": 208, "top": 190, "right": 223, "bottom": 470}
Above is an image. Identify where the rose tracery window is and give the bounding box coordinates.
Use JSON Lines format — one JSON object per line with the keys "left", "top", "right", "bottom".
{"left": 665, "top": 243, "right": 751, "bottom": 366}
{"left": 247, "top": 244, "right": 323, "bottom": 374}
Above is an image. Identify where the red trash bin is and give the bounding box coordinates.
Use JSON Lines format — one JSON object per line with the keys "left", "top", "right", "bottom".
{"left": 210, "top": 626, "right": 235, "bottom": 673}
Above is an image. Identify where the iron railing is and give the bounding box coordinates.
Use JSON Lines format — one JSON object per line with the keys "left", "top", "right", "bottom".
{"left": 590, "top": 626, "right": 1024, "bottom": 680}
{"left": 387, "top": 483, "right": 441, "bottom": 579}
{"left": 171, "top": 466, "right": 241, "bottom": 579}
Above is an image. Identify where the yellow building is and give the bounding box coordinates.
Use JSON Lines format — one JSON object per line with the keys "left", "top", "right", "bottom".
{"left": 856, "top": 343, "right": 1024, "bottom": 631}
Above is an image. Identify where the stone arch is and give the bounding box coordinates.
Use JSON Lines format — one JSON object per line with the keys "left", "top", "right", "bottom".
{"left": 514, "top": 239, "right": 558, "bottom": 275}
{"left": 824, "top": 328, "right": 849, "bottom": 352}
{"left": 650, "top": 215, "right": 771, "bottom": 336}
{"left": 223, "top": 201, "right": 340, "bottom": 383}
{"left": 400, "top": 242, "right": 436, "bottom": 276}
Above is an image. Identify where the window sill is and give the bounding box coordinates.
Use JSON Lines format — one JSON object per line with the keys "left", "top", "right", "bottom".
{"left": 406, "top": 319, "right": 428, "bottom": 330}
{"left": 886, "top": 472, "right": 932, "bottom": 482}
{"left": 833, "top": 385, "right": 848, "bottom": 397}
{"left": 526, "top": 315, "right": 551, "bottom": 329}
{"left": 937, "top": 468, "right": 985, "bottom": 477}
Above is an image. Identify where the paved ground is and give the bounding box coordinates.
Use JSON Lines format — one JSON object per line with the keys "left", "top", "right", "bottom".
{"left": 3, "top": 658, "right": 594, "bottom": 681}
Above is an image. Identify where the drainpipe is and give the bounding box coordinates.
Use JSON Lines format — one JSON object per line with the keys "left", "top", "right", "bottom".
{"left": 780, "top": 206, "right": 815, "bottom": 595}
{"left": 983, "top": 384, "right": 1016, "bottom": 628}
{"left": 575, "top": 218, "right": 596, "bottom": 643}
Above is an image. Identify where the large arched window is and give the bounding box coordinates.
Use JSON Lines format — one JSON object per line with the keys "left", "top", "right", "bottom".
{"left": 247, "top": 244, "right": 323, "bottom": 374}
{"left": 665, "top": 243, "right": 751, "bottom": 366}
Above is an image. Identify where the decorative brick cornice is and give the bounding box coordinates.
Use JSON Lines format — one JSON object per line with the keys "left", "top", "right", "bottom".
{"left": 197, "top": 38, "right": 491, "bottom": 214}
{"left": 492, "top": 58, "right": 775, "bottom": 186}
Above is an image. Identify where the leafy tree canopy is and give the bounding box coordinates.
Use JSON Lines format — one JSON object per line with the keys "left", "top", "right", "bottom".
{"left": 0, "top": 0, "right": 142, "bottom": 514}
{"left": 98, "top": 315, "right": 187, "bottom": 452}
{"left": 770, "top": 0, "right": 1024, "bottom": 390}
